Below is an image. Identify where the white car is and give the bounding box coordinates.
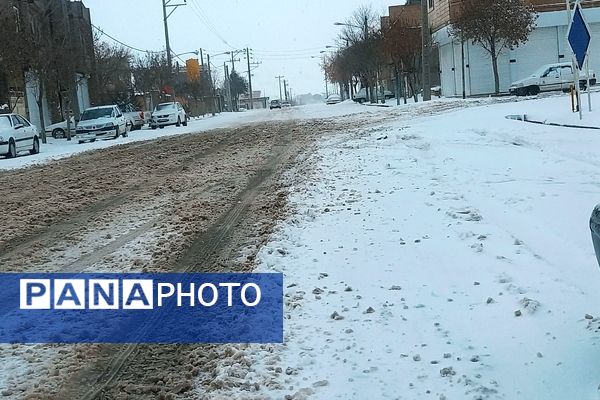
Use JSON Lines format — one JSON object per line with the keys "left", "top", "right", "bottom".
{"left": 326, "top": 94, "right": 342, "bottom": 105}
{"left": 353, "top": 88, "right": 394, "bottom": 103}
{"left": 76, "top": 105, "right": 128, "bottom": 144}
{"left": 45, "top": 117, "right": 76, "bottom": 139}
{"left": 150, "top": 102, "right": 187, "bottom": 129}
{"left": 0, "top": 113, "right": 40, "bottom": 158}
{"left": 510, "top": 62, "right": 597, "bottom": 96}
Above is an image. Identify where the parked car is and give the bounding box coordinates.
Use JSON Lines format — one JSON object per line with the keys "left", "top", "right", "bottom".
{"left": 76, "top": 105, "right": 128, "bottom": 144}
{"left": 353, "top": 88, "right": 394, "bottom": 103}
{"left": 282, "top": 102, "right": 292, "bottom": 108}
{"left": 326, "top": 94, "right": 342, "bottom": 105}
{"left": 150, "top": 102, "right": 187, "bottom": 129}
{"left": 119, "top": 104, "right": 149, "bottom": 131}
{"left": 45, "top": 117, "right": 76, "bottom": 139}
{"left": 0, "top": 113, "right": 40, "bottom": 158}
{"left": 270, "top": 99, "right": 282, "bottom": 109}
{"left": 510, "top": 62, "right": 597, "bottom": 96}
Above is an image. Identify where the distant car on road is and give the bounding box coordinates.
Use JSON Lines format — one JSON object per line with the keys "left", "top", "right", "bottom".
{"left": 326, "top": 94, "right": 342, "bottom": 105}
{"left": 270, "top": 100, "right": 282, "bottom": 109}
{"left": 150, "top": 102, "right": 187, "bottom": 129}
{"left": 76, "top": 105, "right": 128, "bottom": 144}
{"left": 45, "top": 117, "right": 76, "bottom": 139}
{"left": 282, "top": 102, "right": 292, "bottom": 108}
{"left": 510, "top": 62, "right": 597, "bottom": 96}
{"left": 0, "top": 113, "right": 40, "bottom": 158}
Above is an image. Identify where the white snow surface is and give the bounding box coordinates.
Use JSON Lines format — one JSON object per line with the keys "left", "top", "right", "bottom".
{"left": 216, "top": 94, "right": 600, "bottom": 399}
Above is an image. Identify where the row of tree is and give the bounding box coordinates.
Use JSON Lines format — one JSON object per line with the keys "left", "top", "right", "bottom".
{"left": 323, "top": 0, "right": 537, "bottom": 100}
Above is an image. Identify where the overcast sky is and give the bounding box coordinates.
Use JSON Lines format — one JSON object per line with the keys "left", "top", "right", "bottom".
{"left": 84, "top": 0, "right": 399, "bottom": 99}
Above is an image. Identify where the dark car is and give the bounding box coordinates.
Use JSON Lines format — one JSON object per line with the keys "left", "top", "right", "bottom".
{"left": 270, "top": 100, "right": 282, "bottom": 110}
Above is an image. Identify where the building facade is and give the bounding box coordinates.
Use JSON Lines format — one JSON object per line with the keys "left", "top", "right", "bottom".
{"left": 432, "top": 0, "right": 600, "bottom": 96}
{"left": 0, "top": 0, "right": 94, "bottom": 126}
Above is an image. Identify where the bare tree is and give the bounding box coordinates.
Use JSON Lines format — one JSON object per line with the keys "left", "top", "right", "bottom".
{"left": 450, "top": 0, "right": 537, "bottom": 94}
{"left": 132, "top": 52, "right": 171, "bottom": 100}
{"left": 91, "top": 36, "right": 133, "bottom": 106}
{"left": 381, "top": 13, "right": 422, "bottom": 102}
{"left": 337, "top": 5, "right": 382, "bottom": 102}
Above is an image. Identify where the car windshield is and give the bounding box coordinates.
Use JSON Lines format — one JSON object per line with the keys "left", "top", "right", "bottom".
{"left": 0, "top": 116, "right": 11, "bottom": 129}
{"left": 532, "top": 65, "right": 552, "bottom": 77}
{"left": 81, "top": 108, "right": 112, "bottom": 121}
{"left": 155, "top": 104, "right": 176, "bottom": 111}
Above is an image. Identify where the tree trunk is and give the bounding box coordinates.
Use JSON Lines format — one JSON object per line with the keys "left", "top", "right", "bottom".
{"left": 491, "top": 49, "right": 500, "bottom": 94}
{"left": 395, "top": 67, "right": 401, "bottom": 106}
{"left": 37, "top": 79, "right": 47, "bottom": 144}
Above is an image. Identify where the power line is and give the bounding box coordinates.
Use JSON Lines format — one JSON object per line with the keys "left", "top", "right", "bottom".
{"left": 253, "top": 47, "right": 327, "bottom": 54}
{"left": 188, "top": 0, "right": 236, "bottom": 49}
{"left": 92, "top": 24, "right": 164, "bottom": 54}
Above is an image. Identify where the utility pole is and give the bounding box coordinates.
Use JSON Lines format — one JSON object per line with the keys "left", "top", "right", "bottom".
{"left": 207, "top": 53, "right": 216, "bottom": 115}
{"left": 364, "top": 15, "right": 372, "bottom": 103}
{"left": 421, "top": 0, "right": 432, "bottom": 101}
{"left": 246, "top": 47, "right": 254, "bottom": 109}
{"left": 224, "top": 63, "right": 231, "bottom": 111}
{"left": 283, "top": 80, "right": 288, "bottom": 101}
{"left": 276, "top": 75, "right": 284, "bottom": 101}
{"left": 162, "top": 0, "right": 186, "bottom": 93}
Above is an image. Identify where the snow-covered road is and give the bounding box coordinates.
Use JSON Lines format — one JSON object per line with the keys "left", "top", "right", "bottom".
{"left": 206, "top": 95, "right": 600, "bottom": 399}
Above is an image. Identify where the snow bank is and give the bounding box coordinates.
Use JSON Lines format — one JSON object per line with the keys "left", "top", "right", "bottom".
{"left": 211, "top": 93, "right": 600, "bottom": 399}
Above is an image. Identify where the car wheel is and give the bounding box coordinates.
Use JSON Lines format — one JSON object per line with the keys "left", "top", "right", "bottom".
{"left": 159, "top": 126, "right": 164, "bottom": 129}
{"left": 30, "top": 137, "right": 39, "bottom": 155}
{"left": 151, "top": 126, "right": 157, "bottom": 130}
{"left": 78, "top": 140, "right": 84, "bottom": 144}
{"left": 91, "top": 139, "right": 96, "bottom": 143}
{"left": 528, "top": 86, "right": 540, "bottom": 96}
{"left": 176, "top": 117, "right": 181, "bottom": 127}
{"left": 52, "top": 128, "right": 65, "bottom": 139}
{"left": 183, "top": 117, "right": 188, "bottom": 127}
{"left": 6, "top": 140, "right": 16, "bottom": 158}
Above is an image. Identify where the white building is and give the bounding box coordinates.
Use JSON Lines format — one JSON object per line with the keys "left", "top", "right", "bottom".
{"left": 433, "top": 5, "right": 600, "bottom": 96}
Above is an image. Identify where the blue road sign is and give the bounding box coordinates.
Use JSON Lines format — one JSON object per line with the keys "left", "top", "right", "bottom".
{"left": 568, "top": 4, "right": 591, "bottom": 70}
